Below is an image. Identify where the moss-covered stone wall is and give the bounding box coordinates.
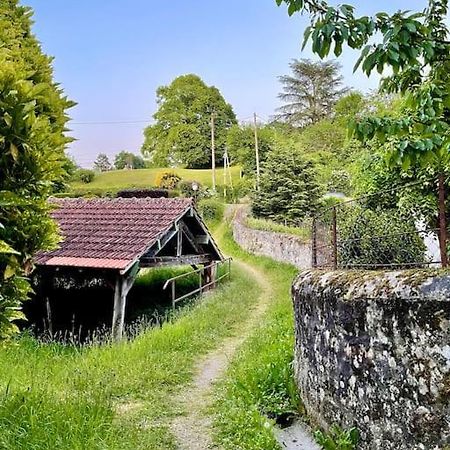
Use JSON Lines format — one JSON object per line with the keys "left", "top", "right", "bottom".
{"left": 292, "top": 269, "right": 450, "bottom": 449}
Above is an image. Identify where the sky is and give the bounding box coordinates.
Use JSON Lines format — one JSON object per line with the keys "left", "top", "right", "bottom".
{"left": 24, "top": 0, "right": 428, "bottom": 167}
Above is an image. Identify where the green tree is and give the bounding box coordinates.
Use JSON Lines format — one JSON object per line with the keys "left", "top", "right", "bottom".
{"left": 226, "top": 124, "right": 275, "bottom": 174}
{"left": 0, "top": 0, "right": 74, "bottom": 339}
{"left": 252, "top": 147, "right": 322, "bottom": 224}
{"left": 93, "top": 153, "right": 112, "bottom": 172}
{"left": 276, "top": 0, "right": 450, "bottom": 169}
{"left": 114, "top": 151, "right": 145, "bottom": 170}
{"left": 142, "top": 74, "right": 237, "bottom": 168}
{"left": 276, "top": 59, "right": 349, "bottom": 126}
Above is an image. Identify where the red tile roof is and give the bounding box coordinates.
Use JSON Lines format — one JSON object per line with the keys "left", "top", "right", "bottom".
{"left": 35, "top": 197, "right": 193, "bottom": 272}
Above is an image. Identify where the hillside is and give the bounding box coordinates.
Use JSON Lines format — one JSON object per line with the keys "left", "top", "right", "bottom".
{"left": 71, "top": 167, "right": 242, "bottom": 193}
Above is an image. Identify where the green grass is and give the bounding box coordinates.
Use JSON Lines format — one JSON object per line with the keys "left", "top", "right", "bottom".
{"left": 245, "top": 215, "right": 311, "bottom": 240}
{"left": 212, "top": 221, "right": 301, "bottom": 449}
{"left": 71, "top": 166, "right": 242, "bottom": 194}
{"left": 0, "top": 260, "right": 260, "bottom": 449}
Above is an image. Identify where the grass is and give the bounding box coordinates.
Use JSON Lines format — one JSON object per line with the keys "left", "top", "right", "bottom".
{"left": 71, "top": 166, "right": 242, "bottom": 194}
{"left": 0, "top": 259, "right": 260, "bottom": 449}
{"left": 212, "top": 220, "right": 301, "bottom": 449}
{"left": 245, "top": 215, "right": 311, "bottom": 240}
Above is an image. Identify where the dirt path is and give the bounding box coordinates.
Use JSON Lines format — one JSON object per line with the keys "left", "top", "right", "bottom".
{"left": 170, "top": 259, "right": 272, "bottom": 450}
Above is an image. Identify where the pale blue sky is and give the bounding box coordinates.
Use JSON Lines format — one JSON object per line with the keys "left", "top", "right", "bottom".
{"left": 24, "top": 0, "right": 428, "bottom": 167}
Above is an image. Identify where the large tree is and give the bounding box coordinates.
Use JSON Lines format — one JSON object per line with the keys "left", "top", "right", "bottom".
{"left": 142, "top": 74, "right": 237, "bottom": 169}
{"left": 114, "top": 151, "right": 145, "bottom": 170}
{"left": 276, "top": 59, "right": 349, "bottom": 126}
{"left": 0, "top": 0, "right": 74, "bottom": 339}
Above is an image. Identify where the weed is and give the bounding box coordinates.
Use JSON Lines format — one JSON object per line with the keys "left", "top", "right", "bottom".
{"left": 314, "top": 425, "right": 359, "bottom": 450}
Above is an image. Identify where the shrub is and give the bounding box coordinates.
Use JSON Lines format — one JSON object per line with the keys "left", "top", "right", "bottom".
{"left": 197, "top": 199, "right": 224, "bottom": 223}
{"left": 74, "top": 169, "right": 95, "bottom": 184}
{"left": 178, "top": 180, "right": 203, "bottom": 198}
{"left": 116, "top": 189, "right": 169, "bottom": 198}
{"left": 337, "top": 205, "right": 427, "bottom": 268}
{"left": 155, "top": 171, "right": 181, "bottom": 190}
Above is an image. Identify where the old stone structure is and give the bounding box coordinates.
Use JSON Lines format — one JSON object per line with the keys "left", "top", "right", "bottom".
{"left": 232, "top": 206, "right": 311, "bottom": 269}
{"left": 292, "top": 270, "right": 450, "bottom": 449}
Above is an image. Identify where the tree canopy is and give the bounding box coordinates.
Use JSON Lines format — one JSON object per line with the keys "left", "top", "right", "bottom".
{"left": 93, "top": 153, "right": 112, "bottom": 172}
{"left": 276, "top": 59, "right": 349, "bottom": 126}
{"left": 114, "top": 151, "right": 145, "bottom": 170}
{"left": 0, "top": 0, "right": 74, "bottom": 339}
{"left": 276, "top": 0, "right": 450, "bottom": 169}
{"left": 142, "top": 74, "right": 237, "bottom": 169}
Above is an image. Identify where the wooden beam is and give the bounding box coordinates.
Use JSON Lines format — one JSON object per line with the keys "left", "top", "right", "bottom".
{"left": 112, "top": 263, "right": 139, "bottom": 340}
{"left": 195, "top": 235, "right": 209, "bottom": 245}
{"left": 140, "top": 254, "right": 212, "bottom": 268}
{"left": 179, "top": 221, "right": 203, "bottom": 254}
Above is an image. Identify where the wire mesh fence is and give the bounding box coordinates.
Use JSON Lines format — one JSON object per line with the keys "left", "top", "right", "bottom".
{"left": 312, "top": 176, "right": 448, "bottom": 270}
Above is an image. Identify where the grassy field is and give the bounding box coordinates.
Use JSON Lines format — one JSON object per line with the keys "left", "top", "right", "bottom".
{"left": 71, "top": 166, "right": 242, "bottom": 193}
{"left": 0, "top": 261, "right": 260, "bottom": 449}
{"left": 245, "top": 215, "right": 311, "bottom": 240}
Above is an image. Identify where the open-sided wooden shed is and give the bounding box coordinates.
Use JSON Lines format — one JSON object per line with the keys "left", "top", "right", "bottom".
{"left": 35, "top": 197, "right": 223, "bottom": 338}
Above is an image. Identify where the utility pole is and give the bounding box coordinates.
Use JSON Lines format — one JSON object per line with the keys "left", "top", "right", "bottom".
{"left": 253, "top": 112, "right": 260, "bottom": 190}
{"left": 210, "top": 112, "right": 216, "bottom": 191}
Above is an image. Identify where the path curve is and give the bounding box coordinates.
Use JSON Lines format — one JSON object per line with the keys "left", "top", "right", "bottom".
{"left": 170, "top": 259, "right": 272, "bottom": 450}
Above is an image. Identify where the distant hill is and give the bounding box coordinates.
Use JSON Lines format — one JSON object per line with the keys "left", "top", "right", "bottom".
{"left": 70, "top": 167, "right": 242, "bottom": 194}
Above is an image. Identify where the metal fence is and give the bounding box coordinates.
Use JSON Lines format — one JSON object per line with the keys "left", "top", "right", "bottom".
{"left": 312, "top": 176, "right": 448, "bottom": 270}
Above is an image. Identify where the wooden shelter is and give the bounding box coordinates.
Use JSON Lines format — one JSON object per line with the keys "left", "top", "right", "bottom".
{"left": 35, "top": 197, "right": 223, "bottom": 338}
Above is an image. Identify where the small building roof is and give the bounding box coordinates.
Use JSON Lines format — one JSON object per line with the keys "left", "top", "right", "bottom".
{"left": 35, "top": 197, "right": 219, "bottom": 272}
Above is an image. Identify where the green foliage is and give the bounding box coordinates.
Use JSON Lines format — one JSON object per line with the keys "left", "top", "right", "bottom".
{"left": 74, "top": 169, "right": 95, "bottom": 184}
{"left": 314, "top": 426, "right": 359, "bottom": 450}
{"left": 93, "top": 153, "right": 112, "bottom": 172}
{"left": 327, "top": 169, "right": 351, "bottom": 194}
{"left": 178, "top": 180, "right": 203, "bottom": 198}
{"left": 142, "top": 74, "right": 237, "bottom": 168}
{"left": 155, "top": 171, "right": 182, "bottom": 190}
{"left": 276, "top": 59, "right": 349, "bottom": 126}
{"left": 252, "top": 147, "right": 322, "bottom": 225}
{"left": 276, "top": 0, "right": 450, "bottom": 169}
{"left": 226, "top": 124, "right": 274, "bottom": 174}
{"left": 338, "top": 205, "right": 427, "bottom": 268}
{"left": 114, "top": 151, "right": 145, "bottom": 170}
{"left": 245, "top": 215, "right": 310, "bottom": 240}
{"left": 0, "top": 0, "right": 73, "bottom": 340}
{"left": 197, "top": 199, "right": 224, "bottom": 223}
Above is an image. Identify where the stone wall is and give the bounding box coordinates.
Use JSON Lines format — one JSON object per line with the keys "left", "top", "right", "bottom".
{"left": 232, "top": 206, "right": 311, "bottom": 269}
{"left": 292, "top": 270, "right": 450, "bottom": 449}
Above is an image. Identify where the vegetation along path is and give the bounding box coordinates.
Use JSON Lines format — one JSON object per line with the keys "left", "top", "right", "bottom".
{"left": 170, "top": 259, "right": 273, "bottom": 449}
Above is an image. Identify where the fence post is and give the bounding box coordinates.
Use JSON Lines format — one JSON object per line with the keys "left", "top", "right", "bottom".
{"left": 332, "top": 206, "right": 338, "bottom": 270}
{"left": 171, "top": 282, "right": 176, "bottom": 309}
{"left": 312, "top": 217, "right": 318, "bottom": 268}
{"left": 438, "top": 173, "right": 448, "bottom": 268}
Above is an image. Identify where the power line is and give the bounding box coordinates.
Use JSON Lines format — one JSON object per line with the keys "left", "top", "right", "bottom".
{"left": 71, "top": 120, "right": 150, "bottom": 125}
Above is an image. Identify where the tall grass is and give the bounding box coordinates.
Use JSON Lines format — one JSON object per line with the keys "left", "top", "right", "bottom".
{"left": 0, "top": 260, "right": 260, "bottom": 449}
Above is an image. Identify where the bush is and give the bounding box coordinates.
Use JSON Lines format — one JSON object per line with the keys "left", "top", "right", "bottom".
{"left": 155, "top": 171, "right": 181, "bottom": 190}
{"left": 74, "top": 169, "right": 95, "bottom": 184}
{"left": 116, "top": 188, "right": 169, "bottom": 198}
{"left": 178, "top": 180, "right": 203, "bottom": 198}
{"left": 197, "top": 199, "right": 224, "bottom": 223}
{"left": 338, "top": 205, "right": 427, "bottom": 268}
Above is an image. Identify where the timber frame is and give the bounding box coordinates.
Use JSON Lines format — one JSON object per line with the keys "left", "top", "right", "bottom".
{"left": 35, "top": 199, "right": 224, "bottom": 340}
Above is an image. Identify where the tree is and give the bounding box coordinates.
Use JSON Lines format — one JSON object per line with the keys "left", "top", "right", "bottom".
{"left": 142, "top": 74, "right": 237, "bottom": 168}
{"left": 93, "top": 153, "right": 112, "bottom": 172}
{"left": 226, "top": 124, "right": 275, "bottom": 174}
{"left": 276, "top": 0, "right": 450, "bottom": 168}
{"left": 0, "top": 0, "right": 74, "bottom": 339}
{"left": 252, "top": 147, "right": 322, "bottom": 225}
{"left": 114, "top": 151, "right": 145, "bottom": 170}
{"left": 276, "top": 59, "right": 349, "bottom": 126}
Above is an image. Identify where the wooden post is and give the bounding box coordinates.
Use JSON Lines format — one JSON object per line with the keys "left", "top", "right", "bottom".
{"left": 312, "top": 217, "right": 317, "bottom": 268}
{"left": 438, "top": 173, "right": 448, "bottom": 268}
{"left": 331, "top": 206, "right": 337, "bottom": 270}
{"left": 253, "top": 113, "right": 260, "bottom": 191}
{"left": 211, "top": 112, "right": 216, "bottom": 191}
{"left": 112, "top": 275, "right": 127, "bottom": 340}
{"left": 45, "top": 296, "right": 53, "bottom": 335}
{"left": 202, "top": 264, "right": 217, "bottom": 291}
